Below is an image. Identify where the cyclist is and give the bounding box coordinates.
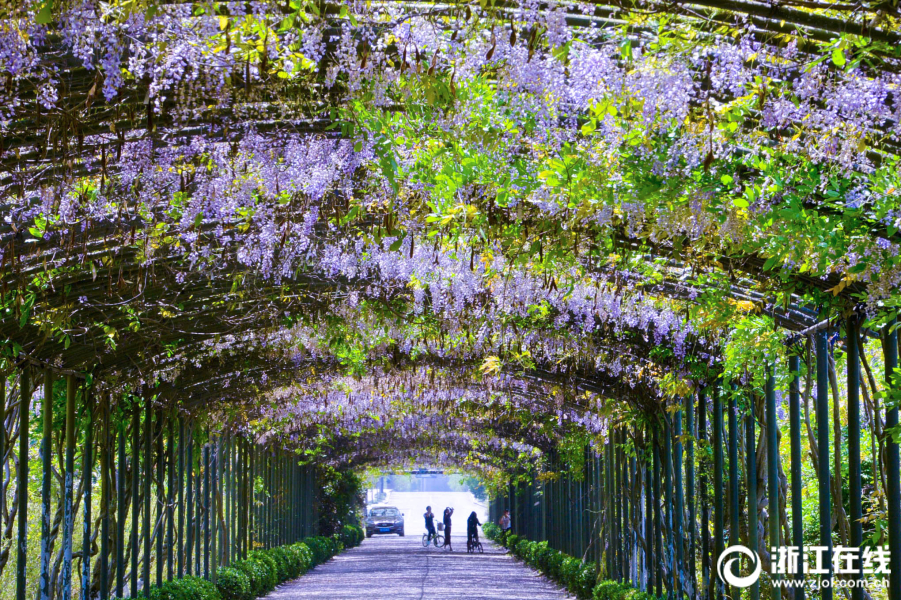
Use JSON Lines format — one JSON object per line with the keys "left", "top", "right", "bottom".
{"left": 467, "top": 511, "right": 481, "bottom": 548}
{"left": 424, "top": 506, "right": 437, "bottom": 542}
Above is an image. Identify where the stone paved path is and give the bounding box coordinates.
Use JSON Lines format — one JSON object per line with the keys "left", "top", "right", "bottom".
{"left": 266, "top": 534, "right": 576, "bottom": 600}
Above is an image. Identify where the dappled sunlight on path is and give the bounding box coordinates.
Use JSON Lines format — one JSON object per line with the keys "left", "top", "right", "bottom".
{"left": 266, "top": 534, "right": 575, "bottom": 599}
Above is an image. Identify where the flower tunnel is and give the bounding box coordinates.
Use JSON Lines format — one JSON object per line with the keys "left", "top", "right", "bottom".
{"left": 1, "top": 0, "right": 901, "bottom": 599}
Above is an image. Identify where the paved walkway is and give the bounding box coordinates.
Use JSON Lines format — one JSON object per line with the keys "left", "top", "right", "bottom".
{"left": 266, "top": 534, "right": 576, "bottom": 600}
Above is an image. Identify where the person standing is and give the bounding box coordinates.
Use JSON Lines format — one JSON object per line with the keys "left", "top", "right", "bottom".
{"left": 442, "top": 507, "right": 454, "bottom": 551}
{"left": 424, "top": 506, "right": 437, "bottom": 541}
{"left": 499, "top": 508, "right": 511, "bottom": 532}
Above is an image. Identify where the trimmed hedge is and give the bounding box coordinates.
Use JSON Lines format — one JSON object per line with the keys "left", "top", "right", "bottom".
{"left": 592, "top": 581, "right": 661, "bottom": 600}
{"left": 303, "top": 535, "right": 341, "bottom": 566}
{"left": 215, "top": 567, "right": 251, "bottom": 600}
{"left": 130, "top": 536, "right": 348, "bottom": 600}
{"left": 340, "top": 523, "right": 365, "bottom": 548}
{"left": 484, "top": 525, "right": 662, "bottom": 600}
{"left": 119, "top": 576, "right": 222, "bottom": 600}
{"left": 232, "top": 556, "right": 272, "bottom": 597}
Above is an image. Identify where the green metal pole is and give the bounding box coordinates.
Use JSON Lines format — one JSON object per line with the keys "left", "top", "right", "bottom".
{"left": 612, "top": 432, "right": 620, "bottom": 580}
{"left": 262, "top": 450, "right": 267, "bottom": 550}
{"left": 728, "top": 386, "right": 740, "bottom": 600}
{"left": 239, "top": 438, "right": 246, "bottom": 559}
{"left": 276, "top": 452, "right": 281, "bottom": 547}
{"left": 272, "top": 451, "right": 276, "bottom": 549}
{"left": 882, "top": 319, "right": 900, "bottom": 600}
{"left": 177, "top": 417, "right": 185, "bottom": 579}
{"left": 211, "top": 437, "right": 218, "bottom": 584}
{"left": 142, "top": 400, "right": 152, "bottom": 597}
{"left": 653, "top": 429, "right": 662, "bottom": 598}
{"left": 664, "top": 418, "right": 675, "bottom": 599}
{"left": 766, "top": 366, "right": 780, "bottom": 600}
{"left": 590, "top": 450, "right": 597, "bottom": 562}
{"left": 156, "top": 417, "right": 163, "bottom": 587}
{"left": 815, "top": 329, "right": 833, "bottom": 600}
{"left": 186, "top": 424, "right": 194, "bottom": 576}
{"left": 39, "top": 371, "right": 53, "bottom": 600}
{"left": 167, "top": 415, "right": 174, "bottom": 581}
{"left": 16, "top": 367, "right": 32, "bottom": 600}
{"left": 686, "top": 394, "right": 696, "bottom": 596}
{"left": 247, "top": 440, "right": 252, "bottom": 552}
{"left": 699, "top": 390, "right": 710, "bottom": 600}
{"left": 788, "top": 355, "right": 804, "bottom": 600}
{"left": 610, "top": 443, "right": 616, "bottom": 576}
{"left": 0, "top": 378, "right": 4, "bottom": 561}
{"left": 263, "top": 449, "right": 268, "bottom": 550}
{"left": 846, "top": 318, "right": 862, "bottom": 600}
{"left": 131, "top": 403, "right": 139, "bottom": 598}
{"left": 713, "top": 385, "right": 724, "bottom": 600}
{"left": 674, "top": 410, "right": 685, "bottom": 600}
{"left": 290, "top": 456, "right": 296, "bottom": 544}
{"left": 240, "top": 440, "right": 245, "bottom": 552}
{"left": 746, "top": 402, "right": 758, "bottom": 600}
{"left": 625, "top": 439, "right": 633, "bottom": 580}
{"left": 645, "top": 442, "right": 653, "bottom": 593}
{"left": 116, "top": 410, "right": 126, "bottom": 598}
{"left": 286, "top": 455, "right": 290, "bottom": 545}
{"left": 82, "top": 388, "right": 94, "bottom": 600}
{"left": 62, "top": 375, "right": 78, "bottom": 600}
{"left": 100, "top": 394, "right": 110, "bottom": 600}
{"left": 619, "top": 433, "right": 626, "bottom": 580}
{"left": 219, "top": 435, "right": 229, "bottom": 565}
{"left": 279, "top": 453, "right": 284, "bottom": 547}
{"left": 204, "top": 440, "right": 210, "bottom": 579}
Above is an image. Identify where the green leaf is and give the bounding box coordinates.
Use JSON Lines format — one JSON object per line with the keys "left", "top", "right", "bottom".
{"left": 389, "top": 235, "right": 405, "bottom": 251}
{"left": 832, "top": 48, "right": 846, "bottom": 67}
{"left": 19, "top": 294, "right": 35, "bottom": 327}
{"left": 36, "top": 4, "right": 52, "bottom": 24}
{"left": 721, "top": 175, "right": 734, "bottom": 185}
{"left": 733, "top": 197, "right": 749, "bottom": 209}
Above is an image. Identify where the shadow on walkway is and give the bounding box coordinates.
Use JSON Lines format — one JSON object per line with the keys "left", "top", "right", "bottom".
{"left": 266, "top": 535, "right": 576, "bottom": 599}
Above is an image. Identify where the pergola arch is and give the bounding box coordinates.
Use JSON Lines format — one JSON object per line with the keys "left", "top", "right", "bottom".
{"left": 1, "top": 1, "right": 900, "bottom": 599}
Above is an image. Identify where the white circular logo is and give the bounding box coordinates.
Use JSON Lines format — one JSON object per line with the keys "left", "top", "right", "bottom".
{"left": 717, "top": 545, "right": 762, "bottom": 588}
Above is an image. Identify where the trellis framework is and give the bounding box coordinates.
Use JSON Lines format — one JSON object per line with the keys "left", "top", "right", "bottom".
{"left": 492, "top": 321, "right": 901, "bottom": 600}
{"left": 1, "top": 0, "right": 901, "bottom": 599}
{"left": 0, "top": 370, "right": 317, "bottom": 600}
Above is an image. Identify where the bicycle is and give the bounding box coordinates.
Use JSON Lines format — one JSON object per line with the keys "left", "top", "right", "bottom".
{"left": 421, "top": 531, "right": 444, "bottom": 548}
{"left": 466, "top": 533, "right": 484, "bottom": 554}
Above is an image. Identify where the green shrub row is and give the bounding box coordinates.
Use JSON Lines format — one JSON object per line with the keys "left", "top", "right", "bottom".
{"left": 483, "top": 524, "right": 662, "bottom": 600}
{"left": 125, "top": 533, "right": 359, "bottom": 600}
{"left": 303, "top": 535, "right": 342, "bottom": 566}
{"left": 591, "top": 581, "right": 664, "bottom": 600}
{"left": 139, "top": 576, "right": 220, "bottom": 600}
{"left": 340, "top": 523, "right": 365, "bottom": 548}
